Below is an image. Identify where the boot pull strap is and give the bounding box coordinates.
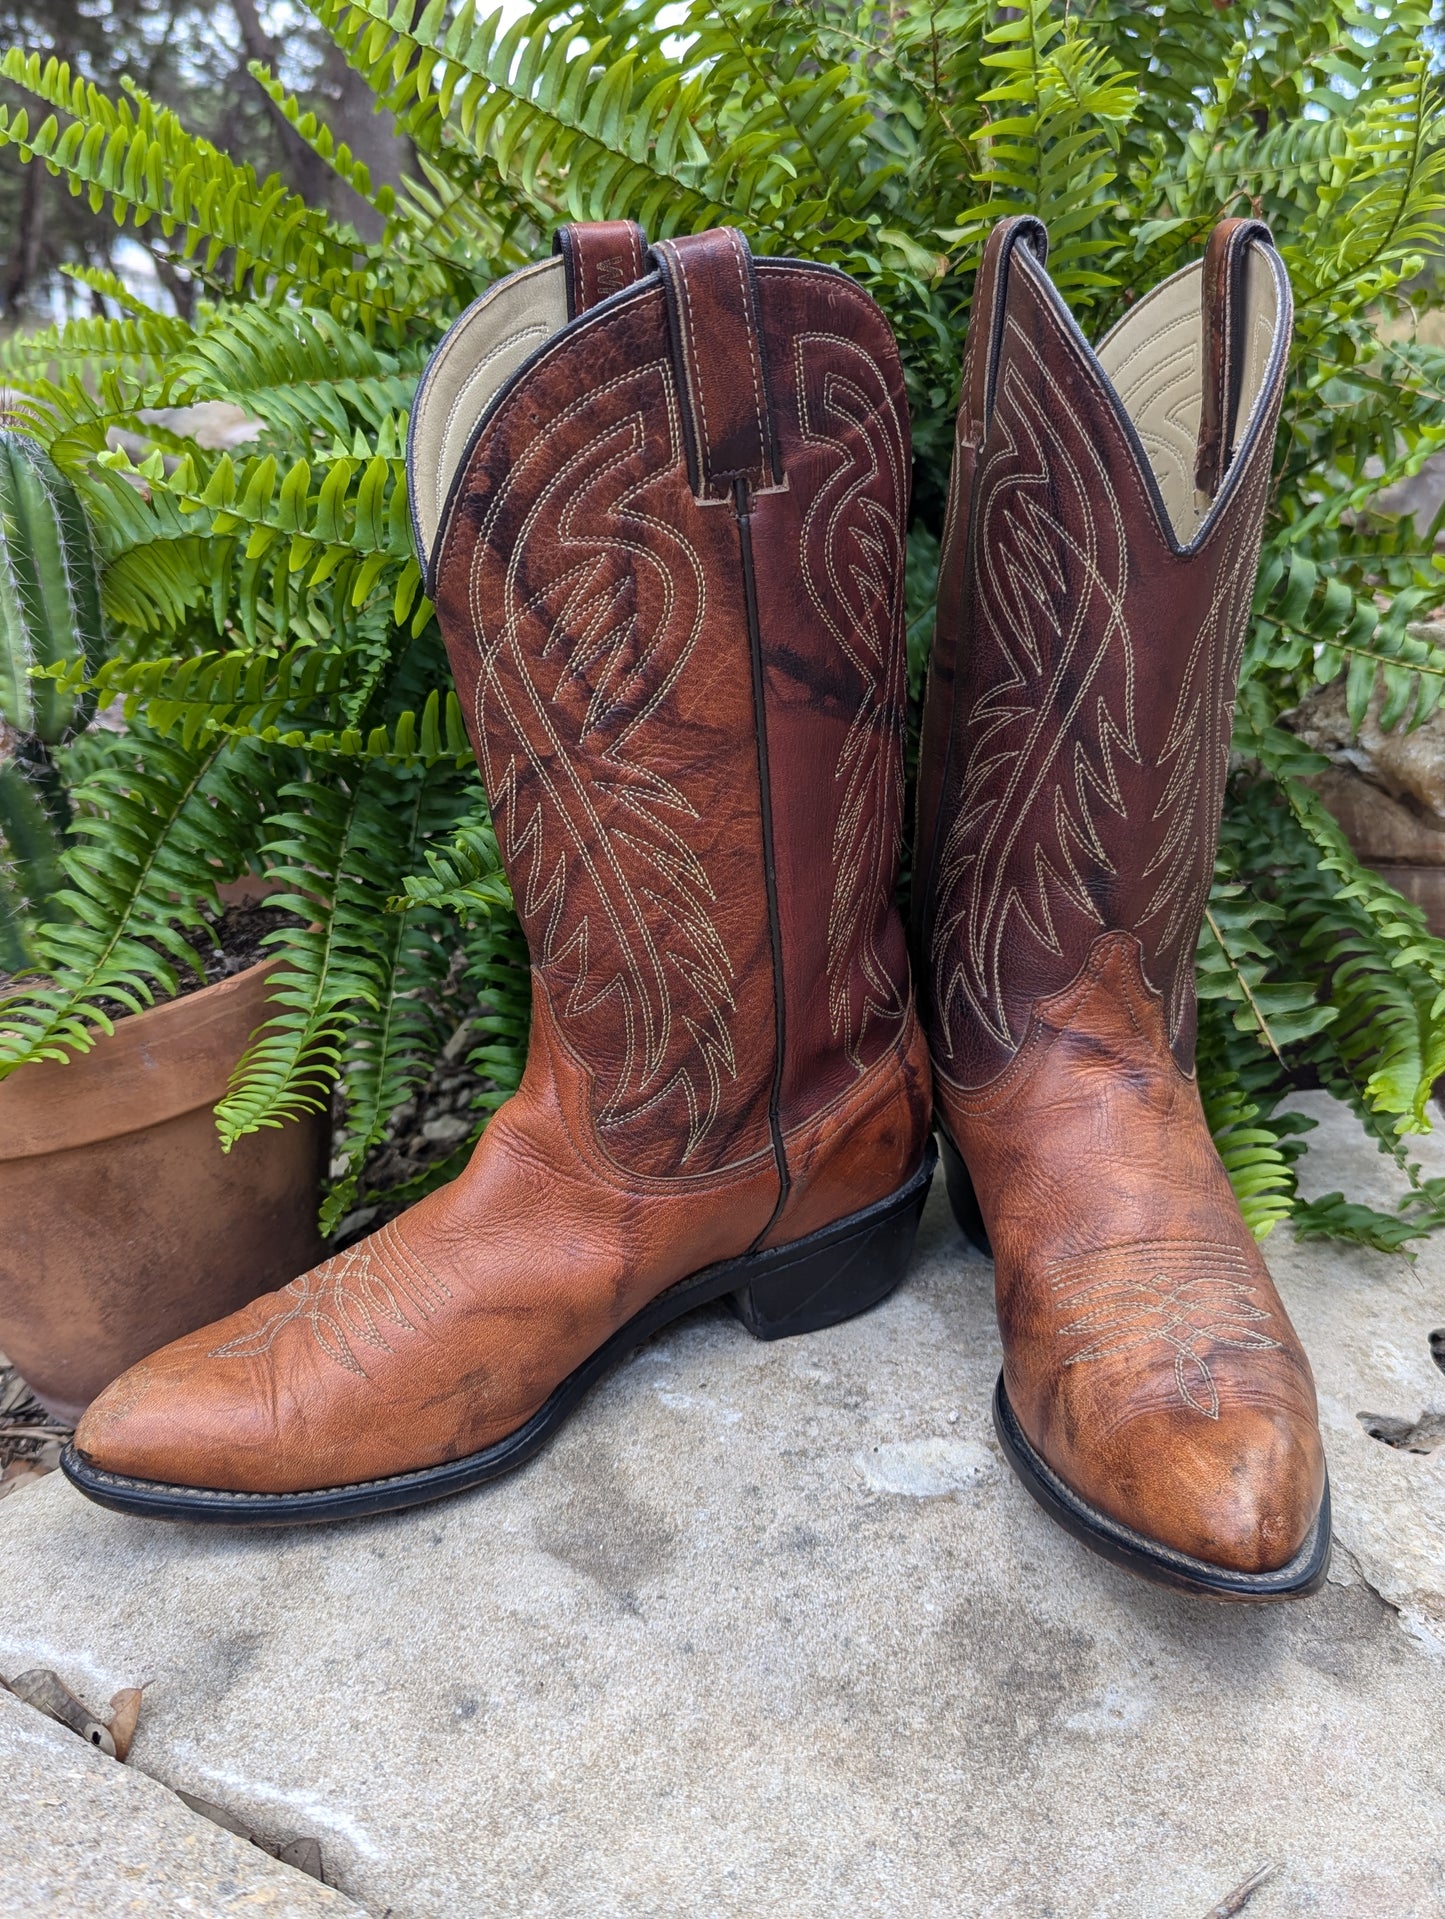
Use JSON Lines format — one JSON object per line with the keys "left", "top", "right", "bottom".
{"left": 958, "top": 215, "right": 1048, "bottom": 452}
{"left": 650, "top": 227, "right": 780, "bottom": 500}
{"left": 552, "top": 220, "right": 649, "bottom": 318}
{"left": 1195, "top": 216, "right": 1275, "bottom": 497}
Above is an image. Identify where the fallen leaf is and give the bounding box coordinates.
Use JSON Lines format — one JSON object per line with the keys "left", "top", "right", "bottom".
{"left": 4, "top": 1669, "right": 116, "bottom": 1756}
{"left": 177, "top": 1790, "right": 254, "bottom": 1841}
{"left": 177, "top": 1790, "right": 326, "bottom": 1885}
{"left": 107, "top": 1686, "right": 144, "bottom": 1762}
{"left": 276, "top": 1836, "right": 325, "bottom": 1882}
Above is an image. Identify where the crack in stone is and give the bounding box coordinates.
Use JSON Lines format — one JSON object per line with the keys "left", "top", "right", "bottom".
{"left": 1357, "top": 1408, "right": 1445, "bottom": 1454}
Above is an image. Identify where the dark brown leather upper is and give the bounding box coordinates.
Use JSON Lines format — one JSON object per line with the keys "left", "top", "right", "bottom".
{"left": 74, "top": 227, "right": 929, "bottom": 1494}
{"left": 433, "top": 233, "right": 919, "bottom": 1205}
{"left": 919, "top": 218, "right": 1324, "bottom": 1576}
{"left": 920, "top": 220, "right": 1285, "bottom": 1085}
{"left": 552, "top": 219, "right": 649, "bottom": 316}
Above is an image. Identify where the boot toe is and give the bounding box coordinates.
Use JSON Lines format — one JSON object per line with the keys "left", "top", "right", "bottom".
{"left": 73, "top": 1326, "right": 282, "bottom": 1492}
{"left": 1094, "top": 1403, "right": 1326, "bottom": 1575}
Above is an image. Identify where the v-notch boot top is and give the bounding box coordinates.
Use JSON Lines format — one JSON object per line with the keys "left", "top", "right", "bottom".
{"left": 66, "top": 222, "right": 934, "bottom": 1523}
{"left": 916, "top": 216, "right": 1329, "bottom": 1599}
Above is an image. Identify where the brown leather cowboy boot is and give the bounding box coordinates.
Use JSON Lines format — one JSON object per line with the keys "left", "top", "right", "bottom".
{"left": 914, "top": 216, "right": 1329, "bottom": 1598}
{"left": 65, "top": 222, "right": 934, "bottom": 1522}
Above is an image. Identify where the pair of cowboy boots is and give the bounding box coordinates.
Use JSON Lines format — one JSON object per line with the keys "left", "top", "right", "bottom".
{"left": 65, "top": 216, "right": 1328, "bottom": 1600}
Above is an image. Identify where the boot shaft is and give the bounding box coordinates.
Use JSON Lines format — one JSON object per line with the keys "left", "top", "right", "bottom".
{"left": 917, "top": 218, "right": 1292, "bottom": 1088}
{"left": 410, "top": 226, "right": 915, "bottom": 1184}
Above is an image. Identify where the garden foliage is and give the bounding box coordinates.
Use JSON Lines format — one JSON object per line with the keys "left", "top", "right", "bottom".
{"left": 1, "top": 0, "right": 1444, "bottom": 1245}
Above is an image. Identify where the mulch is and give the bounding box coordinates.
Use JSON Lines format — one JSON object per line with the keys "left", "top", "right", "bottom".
{"left": 0, "top": 1359, "right": 71, "bottom": 1504}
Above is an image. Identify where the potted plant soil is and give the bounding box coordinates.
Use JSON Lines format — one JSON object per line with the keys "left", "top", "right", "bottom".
{"left": 0, "top": 433, "right": 325, "bottom": 1422}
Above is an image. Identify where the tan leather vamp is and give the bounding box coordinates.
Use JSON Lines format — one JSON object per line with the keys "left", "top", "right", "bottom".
{"left": 79, "top": 986, "right": 930, "bottom": 1496}
{"left": 940, "top": 935, "right": 1323, "bottom": 1571}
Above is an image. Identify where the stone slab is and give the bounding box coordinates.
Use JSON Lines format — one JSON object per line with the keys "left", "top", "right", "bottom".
{"left": 0, "top": 1687, "right": 364, "bottom": 1916}
{"left": 0, "top": 1095, "right": 1442, "bottom": 1918}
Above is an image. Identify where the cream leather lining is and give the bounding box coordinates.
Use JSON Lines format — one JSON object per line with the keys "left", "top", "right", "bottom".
{"left": 1095, "top": 250, "right": 1279, "bottom": 545}
{"left": 410, "top": 256, "right": 570, "bottom": 561}
{"left": 1097, "top": 263, "right": 1207, "bottom": 541}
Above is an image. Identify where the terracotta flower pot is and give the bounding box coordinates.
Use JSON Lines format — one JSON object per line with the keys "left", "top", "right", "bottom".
{"left": 0, "top": 958, "right": 327, "bottom": 1423}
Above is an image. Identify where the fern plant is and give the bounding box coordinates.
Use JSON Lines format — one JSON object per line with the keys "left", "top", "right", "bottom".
{"left": 1, "top": 0, "right": 1444, "bottom": 1250}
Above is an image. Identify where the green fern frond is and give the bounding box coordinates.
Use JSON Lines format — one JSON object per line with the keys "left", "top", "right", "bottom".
{"left": 944, "top": 0, "right": 1138, "bottom": 294}
{"left": 396, "top": 806, "right": 512, "bottom": 917}
{"left": 6, "top": 0, "right": 1445, "bottom": 1248}
{"left": 0, "top": 53, "right": 382, "bottom": 308}
{"left": 245, "top": 61, "right": 399, "bottom": 222}
{"left": 320, "top": 764, "right": 468, "bottom": 1227}
{"left": 1291, "top": 1189, "right": 1435, "bottom": 1255}
{"left": 0, "top": 729, "right": 270, "bottom": 1070}
{"left": 215, "top": 764, "right": 404, "bottom": 1139}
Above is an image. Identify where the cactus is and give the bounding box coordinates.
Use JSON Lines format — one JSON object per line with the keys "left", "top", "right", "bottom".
{"left": 0, "top": 759, "right": 63, "bottom": 971}
{"left": 0, "top": 431, "right": 105, "bottom": 967}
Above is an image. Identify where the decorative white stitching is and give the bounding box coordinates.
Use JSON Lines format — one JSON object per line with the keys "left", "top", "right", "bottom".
{"left": 460, "top": 356, "right": 740, "bottom": 1161}
{"left": 725, "top": 227, "right": 769, "bottom": 476}
{"left": 930, "top": 265, "right": 1281, "bottom": 1072}
{"left": 1046, "top": 1239, "right": 1282, "bottom": 1419}
{"left": 793, "top": 331, "right": 909, "bottom": 1067}
{"left": 931, "top": 318, "right": 1133, "bottom": 1057}
{"left": 209, "top": 1220, "right": 452, "bottom": 1380}
{"left": 660, "top": 240, "right": 714, "bottom": 489}
{"left": 662, "top": 234, "right": 768, "bottom": 491}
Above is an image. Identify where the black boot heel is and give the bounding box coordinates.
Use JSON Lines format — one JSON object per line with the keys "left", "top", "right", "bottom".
{"left": 729, "top": 1141, "right": 937, "bottom": 1341}
{"left": 938, "top": 1128, "right": 992, "bottom": 1258}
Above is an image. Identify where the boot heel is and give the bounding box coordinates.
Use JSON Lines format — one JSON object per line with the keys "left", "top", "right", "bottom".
{"left": 938, "top": 1129, "right": 992, "bottom": 1258}
{"left": 728, "top": 1142, "right": 936, "bottom": 1341}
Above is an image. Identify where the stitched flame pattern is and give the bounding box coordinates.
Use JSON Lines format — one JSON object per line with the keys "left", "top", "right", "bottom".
{"left": 932, "top": 315, "right": 1134, "bottom": 1057}
{"left": 464, "top": 358, "right": 740, "bottom": 1164}
{"left": 795, "top": 332, "right": 910, "bottom": 1067}
{"left": 1046, "top": 1239, "right": 1282, "bottom": 1419}
{"left": 930, "top": 282, "right": 1278, "bottom": 1071}
{"left": 210, "top": 1220, "right": 453, "bottom": 1379}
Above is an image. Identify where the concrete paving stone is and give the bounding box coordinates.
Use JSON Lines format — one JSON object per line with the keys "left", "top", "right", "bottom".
{"left": 0, "top": 1687, "right": 364, "bottom": 1916}
{"left": 0, "top": 1094, "right": 1441, "bottom": 1918}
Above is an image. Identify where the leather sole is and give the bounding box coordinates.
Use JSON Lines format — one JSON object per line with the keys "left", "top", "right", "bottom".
{"left": 60, "top": 1143, "right": 937, "bottom": 1526}
{"left": 993, "top": 1375, "right": 1332, "bottom": 1601}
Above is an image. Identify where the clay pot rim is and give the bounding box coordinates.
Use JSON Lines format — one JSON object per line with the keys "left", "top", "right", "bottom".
{"left": 0, "top": 955, "right": 286, "bottom": 1161}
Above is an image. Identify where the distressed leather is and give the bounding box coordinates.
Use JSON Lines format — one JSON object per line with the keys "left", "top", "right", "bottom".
{"left": 76, "top": 228, "right": 929, "bottom": 1495}
{"left": 552, "top": 218, "right": 649, "bottom": 317}
{"left": 917, "top": 218, "right": 1325, "bottom": 1575}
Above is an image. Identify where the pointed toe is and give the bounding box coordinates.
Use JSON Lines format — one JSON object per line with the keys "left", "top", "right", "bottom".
{"left": 72, "top": 1331, "right": 274, "bottom": 1490}
{"left": 74, "top": 1357, "right": 173, "bottom": 1477}
{"left": 995, "top": 1378, "right": 1330, "bottom": 1597}
{"left": 1103, "top": 1405, "right": 1326, "bottom": 1576}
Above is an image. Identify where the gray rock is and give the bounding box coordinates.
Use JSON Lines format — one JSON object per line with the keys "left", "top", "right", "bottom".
{"left": 0, "top": 1095, "right": 1442, "bottom": 1917}
{"left": 1283, "top": 1091, "right": 1445, "bottom": 1655}
{"left": 0, "top": 1687, "right": 362, "bottom": 1916}
{"left": 1288, "top": 677, "right": 1445, "bottom": 834}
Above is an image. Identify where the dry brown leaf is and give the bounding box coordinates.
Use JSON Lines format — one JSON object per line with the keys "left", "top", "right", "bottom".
{"left": 177, "top": 1790, "right": 254, "bottom": 1841}
{"left": 276, "top": 1836, "right": 325, "bottom": 1883}
{"left": 107, "top": 1686, "right": 144, "bottom": 1762}
{"left": 176, "top": 1790, "right": 326, "bottom": 1885}
{"left": 5, "top": 1669, "right": 116, "bottom": 1756}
